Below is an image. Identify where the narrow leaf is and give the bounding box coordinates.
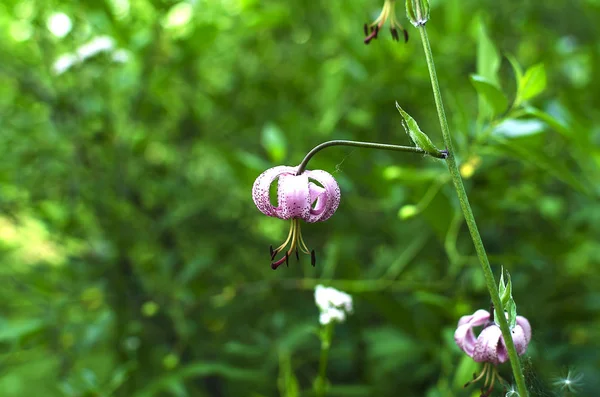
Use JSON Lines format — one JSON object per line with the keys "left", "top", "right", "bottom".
{"left": 395, "top": 102, "right": 442, "bottom": 156}
{"left": 476, "top": 19, "right": 500, "bottom": 85}
{"left": 506, "top": 53, "right": 524, "bottom": 105}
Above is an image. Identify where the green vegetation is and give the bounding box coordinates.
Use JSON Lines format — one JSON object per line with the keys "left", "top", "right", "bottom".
{"left": 1, "top": 0, "right": 599, "bottom": 396}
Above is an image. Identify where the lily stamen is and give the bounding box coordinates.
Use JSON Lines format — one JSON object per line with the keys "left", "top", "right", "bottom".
{"left": 364, "top": 0, "right": 408, "bottom": 44}
{"left": 270, "top": 219, "right": 316, "bottom": 269}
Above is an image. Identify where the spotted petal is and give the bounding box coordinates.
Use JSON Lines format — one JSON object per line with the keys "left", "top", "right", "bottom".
{"left": 454, "top": 309, "right": 490, "bottom": 357}
{"left": 516, "top": 316, "right": 531, "bottom": 345}
{"left": 276, "top": 173, "right": 311, "bottom": 220}
{"left": 473, "top": 325, "right": 506, "bottom": 364}
{"left": 252, "top": 166, "right": 297, "bottom": 217}
{"left": 303, "top": 169, "right": 341, "bottom": 223}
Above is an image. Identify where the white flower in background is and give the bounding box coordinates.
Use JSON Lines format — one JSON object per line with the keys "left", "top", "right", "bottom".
{"left": 314, "top": 285, "right": 353, "bottom": 325}
{"left": 52, "top": 35, "right": 129, "bottom": 75}
{"left": 52, "top": 53, "right": 78, "bottom": 75}
{"left": 76, "top": 36, "right": 115, "bottom": 60}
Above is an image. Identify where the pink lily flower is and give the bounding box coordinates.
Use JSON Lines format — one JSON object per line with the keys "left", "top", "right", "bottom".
{"left": 252, "top": 166, "right": 341, "bottom": 269}
{"left": 454, "top": 309, "right": 532, "bottom": 396}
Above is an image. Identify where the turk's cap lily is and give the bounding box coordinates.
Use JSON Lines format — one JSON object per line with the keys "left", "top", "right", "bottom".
{"left": 252, "top": 166, "right": 340, "bottom": 223}
{"left": 314, "top": 285, "right": 353, "bottom": 325}
{"left": 454, "top": 309, "right": 531, "bottom": 365}
{"left": 252, "top": 166, "right": 341, "bottom": 269}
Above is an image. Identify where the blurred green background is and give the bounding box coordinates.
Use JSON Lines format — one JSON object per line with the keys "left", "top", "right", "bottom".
{"left": 1, "top": 0, "right": 599, "bottom": 396}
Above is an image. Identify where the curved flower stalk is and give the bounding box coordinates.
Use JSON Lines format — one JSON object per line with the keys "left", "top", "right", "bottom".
{"left": 364, "top": 0, "right": 408, "bottom": 44}
{"left": 454, "top": 309, "right": 531, "bottom": 396}
{"left": 252, "top": 166, "right": 341, "bottom": 269}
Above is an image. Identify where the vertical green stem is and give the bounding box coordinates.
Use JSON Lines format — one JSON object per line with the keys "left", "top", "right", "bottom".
{"left": 314, "top": 323, "right": 334, "bottom": 397}
{"left": 416, "top": 25, "right": 528, "bottom": 396}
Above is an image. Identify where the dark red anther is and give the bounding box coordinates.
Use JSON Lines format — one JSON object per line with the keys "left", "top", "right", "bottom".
{"left": 269, "top": 245, "right": 275, "bottom": 259}
{"left": 285, "top": 252, "right": 289, "bottom": 267}
{"left": 403, "top": 29, "right": 409, "bottom": 43}
{"left": 391, "top": 27, "right": 399, "bottom": 41}
{"left": 363, "top": 23, "right": 368, "bottom": 36}
{"left": 271, "top": 254, "right": 287, "bottom": 270}
{"left": 311, "top": 250, "right": 316, "bottom": 267}
{"left": 295, "top": 248, "right": 299, "bottom": 261}
{"left": 364, "top": 26, "right": 379, "bottom": 44}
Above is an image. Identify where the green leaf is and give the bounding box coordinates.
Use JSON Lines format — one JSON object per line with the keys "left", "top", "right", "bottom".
{"left": 470, "top": 74, "right": 508, "bottom": 116}
{"left": 520, "top": 63, "right": 546, "bottom": 101}
{"left": 261, "top": 122, "right": 287, "bottom": 162}
{"left": 493, "top": 119, "right": 545, "bottom": 138}
{"left": 522, "top": 105, "right": 571, "bottom": 138}
{"left": 498, "top": 268, "right": 506, "bottom": 297}
{"left": 395, "top": 102, "right": 443, "bottom": 156}
{"left": 476, "top": 19, "right": 500, "bottom": 85}
{"left": 0, "top": 319, "right": 45, "bottom": 342}
{"left": 506, "top": 53, "right": 524, "bottom": 104}
{"left": 491, "top": 135, "right": 591, "bottom": 194}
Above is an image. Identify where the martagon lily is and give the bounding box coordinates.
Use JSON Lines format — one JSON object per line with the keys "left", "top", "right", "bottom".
{"left": 252, "top": 166, "right": 341, "bottom": 269}
{"left": 454, "top": 309, "right": 532, "bottom": 396}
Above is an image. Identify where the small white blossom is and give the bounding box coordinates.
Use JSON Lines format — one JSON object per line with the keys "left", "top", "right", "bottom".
{"left": 51, "top": 36, "right": 129, "bottom": 75}
{"left": 52, "top": 53, "right": 78, "bottom": 75}
{"left": 76, "top": 36, "right": 115, "bottom": 60}
{"left": 314, "top": 285, "right": 353, "bottom": 325}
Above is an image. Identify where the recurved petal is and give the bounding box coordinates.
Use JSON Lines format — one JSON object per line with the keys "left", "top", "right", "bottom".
{"left": 308, "top": 182, "right": 326, "bottom": 216}
{"left": 303, "top": 169, "right": 341, "bottom": 223}
{"left": 252, "top": 166, "right": 296, "bottom": 217}
{"left": 276, "top": 173, "right": 311, "bottom": 220}
{"left": 454, "top": 322, "right": 477, "bottom": 357}
{"left": 516, "top": 316, "right": 531, "bottom": 344}
{"left": 473, "top": 325, "right": 506, "bottom": 364}
{"left": 457, "top": 309, "right": 490, "bottom": 327}
{"left": 511, "top": 324, "right": 529, "bottom": 356}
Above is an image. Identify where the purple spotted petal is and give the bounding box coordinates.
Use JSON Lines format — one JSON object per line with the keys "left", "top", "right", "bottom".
{"left": 457, "top": 309, "right": 490, "bottom": 327}
{"left": 252, "top": 166, "right": 296, "bottom": 217}
{"left": 454, "top": 323, "right": 477, "bottom": 357}
{"left": 516, "top": 316, "right": 531, "bottom": 345}
{"left": 454, "top": 310, "right": 490, "bottom": 357}
{"left": 308, "top": 182, "right": 327, "bottom": 217}
{"left": 473, "top": 325, "right": 506, "bottom": 364}
{"left": 303, "top": 169, "right": 341, "bottom": 223}
{"left": 276, "top": 173, "right": 311, "bottom": 220}
{"left": 511, "top": 323, "right": 529, "bottom": 356}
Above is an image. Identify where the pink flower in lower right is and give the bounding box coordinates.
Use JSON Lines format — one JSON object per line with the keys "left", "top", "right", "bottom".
{"left": 454, "top": 309, "right": 532, "bottom": 396}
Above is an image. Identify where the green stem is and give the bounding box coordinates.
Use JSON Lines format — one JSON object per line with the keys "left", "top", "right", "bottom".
{"left": 416, "top": 25, "right": 528, "bottom": 396}
{"left": 314, "top": 322, "right": 334, "bottom": 397}
{"left": 296, "top": 139, "right": 446, "bottom": 175}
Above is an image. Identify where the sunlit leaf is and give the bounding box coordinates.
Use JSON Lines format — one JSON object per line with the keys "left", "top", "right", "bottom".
{"left": 520, "top": 63, "right": 546, "bottom": 101}
{"left": 470, "top": 74, "right": 508, "bottom": 116}
{"left": 493, "top": 118, "right": 545, "bottom": 138}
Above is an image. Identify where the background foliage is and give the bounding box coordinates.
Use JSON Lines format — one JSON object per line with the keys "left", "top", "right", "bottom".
{"left": 1, "top": 0, "right": 599, "bottom": 396}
